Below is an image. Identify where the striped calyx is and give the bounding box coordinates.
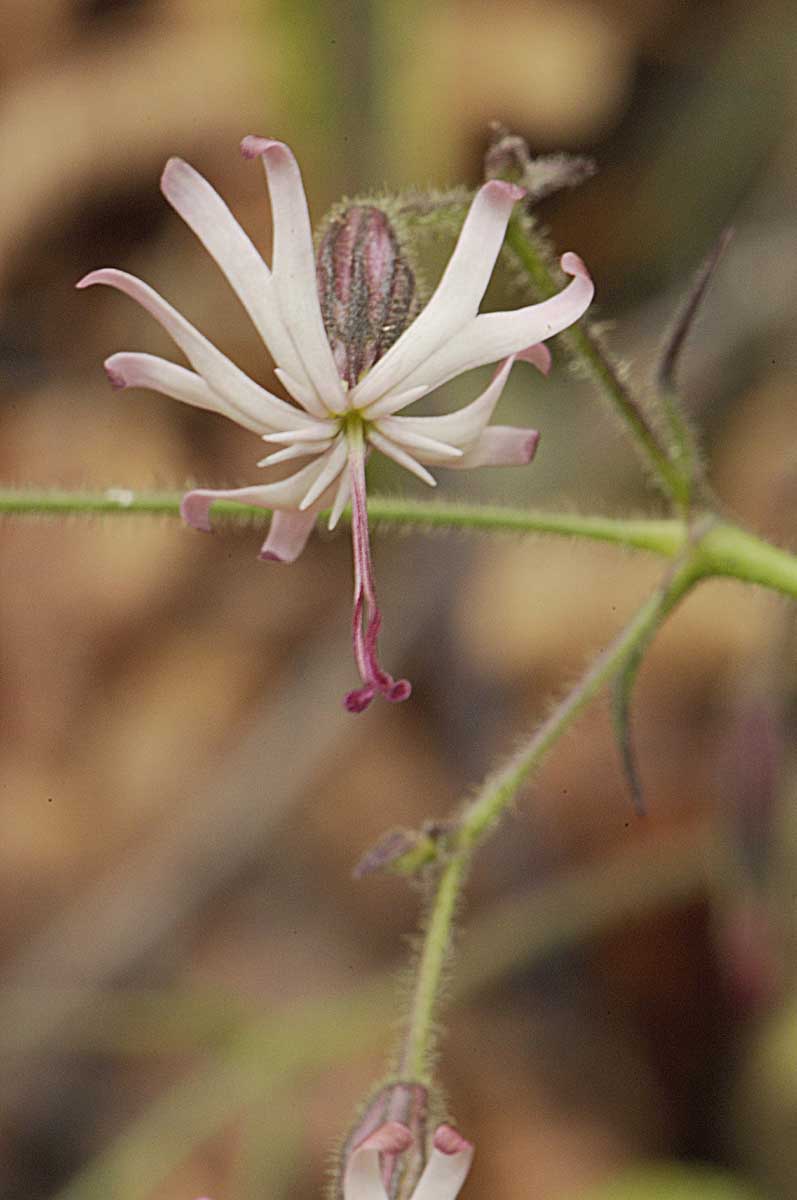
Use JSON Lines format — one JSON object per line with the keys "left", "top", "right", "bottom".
{"left": 317, "top": 206, "right": 419, "bottom": 389}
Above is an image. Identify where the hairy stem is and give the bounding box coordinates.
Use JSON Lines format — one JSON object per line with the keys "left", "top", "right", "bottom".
{"left": 394, "top": 554, "right": 702, "bottom": 1078}
{"left": 3, "top": 489, "right": 797, "bottom": 600}
{"left": 0, "top": 486, "right": 680, "bottom": 554}
{"left": 398, "top": 853, "right": 468, "bottom": 1083}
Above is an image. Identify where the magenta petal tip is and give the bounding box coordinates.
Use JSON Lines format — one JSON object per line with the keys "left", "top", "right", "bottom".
{"left": 180, "top": 492, "right": 214, "bottom": 533}
{"left": 160, "top": 156, "right": 186, "bottom": 189}
{"left": 486, "top": 178, "right": 526, "bottom": 204}
{"left": 561, "top": 251, "right": 588, "bottom": 279}
{"left": 258, "top": 549, "right": 284, "bottom": 563}
{"left": 523, "top": 430, "right": 540, "bottom": 463}
{"left": 104, "top": 364, "right": 127, "bottom": 390}
{"left": 240, "top": 134, "right": 284, "bottom": 160}
{"left": 432, "top": 1124, "right": 473, "bottom": 1156}
{"left": 360, "top": 1121, "right": 414, "bottom": 1155}
{"left": 517, "top": 342, "right": 552, "bottom": 376}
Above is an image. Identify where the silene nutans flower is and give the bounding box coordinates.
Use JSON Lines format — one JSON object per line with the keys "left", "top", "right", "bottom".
{"left": 79, "top": 137, "right": 594, "bottom": 711}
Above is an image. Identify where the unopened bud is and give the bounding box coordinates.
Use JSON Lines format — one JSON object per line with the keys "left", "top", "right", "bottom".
{"left": 485, "top": 122, "right": 595, "bottom": 203}
{"left": 338, "top": 1082, "right": 429, "bottom": 1200}
{"left": 317, "top": 206, "right": 419, "bottom": 388}
{"left": 353, "top": 828, "right": 438, "bottom": 879}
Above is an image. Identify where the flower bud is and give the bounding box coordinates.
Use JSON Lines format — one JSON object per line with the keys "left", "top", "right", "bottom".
{"left": 317, "top": 206, "right": 419, "bottom": 389}
{"left": 338, "top": 1081, "right": 429, "bottom": 1200}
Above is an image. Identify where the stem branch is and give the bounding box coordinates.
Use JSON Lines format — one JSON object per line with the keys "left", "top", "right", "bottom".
{"left": 394, "top": 554, "right": 702, "bottom": 1078}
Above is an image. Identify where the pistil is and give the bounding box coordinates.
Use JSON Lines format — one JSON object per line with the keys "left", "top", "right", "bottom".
{"left": 344, "top": 417, "right": 411, "bottom": 713}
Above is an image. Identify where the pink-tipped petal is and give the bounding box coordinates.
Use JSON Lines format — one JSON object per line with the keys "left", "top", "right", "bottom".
{"left": 343, "top": 1123, "right": 413, "bottom": 1200}
{"left": 412, "top": 1126, "right": 474, "bottom": 1200}
{"left": 395, "top": 252, "right": 594, "bottom": 396}
{"left": 432, "top": 1126, "right": 473, "bottom": 1157}
{"left": 352, "top": 180, "right": 524, "bottom": 408}
{"left": 104, "top": 352, "right": 265, "bottom": 432}
{"left": 180, "top": 450, "right": 344, "bottom": 534}
{"left": 243, "top": 136, "right": 346, "bottom": 413}
{"left": 517, "top": 342, "right": 552, "bottom": 375}
{"left": 180, "top": 491, "right": 216, "bottom": 533}
{"left": 160, "top": 157, "right": 325, "bottom": 417}
{"left": 78, "top": 269, "right": 314, "bottom": 435}
{"left": 258, "top": 509, "right": 317, "bottom": 562}
{"left": 451, "top": 424, "right": 540, "bottom": 468}
{"left": 377, "top": 356, "right": 515, "bottom": 460}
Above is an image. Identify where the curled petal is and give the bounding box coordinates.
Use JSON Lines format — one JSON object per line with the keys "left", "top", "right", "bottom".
{"left": 180, "top": 449, "right": 344, "bottom": 531}
{"left": 259, "top": 509, "right": 317, "bottom": 562}
{"left": 450, "top": 424, "right": 540, "bottom": 468}
{"left": 343, "top": 1123, "right": 413, "bottom": 1200}
{"left": 160, "top": 157, "right": 324, "bottom": 416}
{"left": 517, "top": 342, "right": 552, "bottom": 375}
{"left": 77, "top": 269, "right": 315, "bottom": 435}
{"left": 352, "top": 180, "right": 524, "bottom": 408}
{"left": 242, "top": 136, "right": 346, "bottom": 413}
{"left": 412, "top": 1126, "right": 474, "bottom": 1200}
{"left": 104, "top": 352, "right": 265, "bottom": 434}
{"left": 397, "top": 253, "right": 594, "bottom": 396}
{"left": 378, "top": 356, "right": 516, "bottom": 459}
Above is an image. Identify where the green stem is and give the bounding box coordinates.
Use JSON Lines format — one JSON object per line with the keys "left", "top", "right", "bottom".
{"left": 2, "top": 489, "right": 796, "bottom": 599}
{"left": 399, "top": 853, "right": 467, "bottom": 1083}
{"left": 699, "top": 521, "right": 797, "bottom": 596}
{"left": 505, "top": 219, "right": 687, "bottom": 505}
{"left": 395, "top": 555, "right": 701, "bottom": 1078}
{"left": 0, "top": 487, "right": 682, "bottom": 554}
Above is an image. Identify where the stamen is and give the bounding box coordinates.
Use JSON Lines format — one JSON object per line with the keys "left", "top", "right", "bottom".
{"left": 344, "top": 429, "right": 411, "bottom": 712}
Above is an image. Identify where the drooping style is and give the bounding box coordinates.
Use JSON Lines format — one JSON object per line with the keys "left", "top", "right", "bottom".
{"left": 78, "top": 137, "right": 594, "bottom": 711}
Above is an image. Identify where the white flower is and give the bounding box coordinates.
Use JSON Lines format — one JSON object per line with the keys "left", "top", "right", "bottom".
{"left": 344, "top": 1122, "right": 474, "bottom": 1200}
{"left": 78, "top": 137, "right": 593, "bottom": 711}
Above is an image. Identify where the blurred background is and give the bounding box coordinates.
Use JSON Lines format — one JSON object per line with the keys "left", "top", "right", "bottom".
{"left": 0, "top": 1, "right": 795, "bottom": 1198}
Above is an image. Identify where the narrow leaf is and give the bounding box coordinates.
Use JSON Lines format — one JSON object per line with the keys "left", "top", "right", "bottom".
{"left": 611, "top": 639, "right": 649, "bottom": 817}
{"left": 657, "top": 228, "right": 734, "bottom": 392}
